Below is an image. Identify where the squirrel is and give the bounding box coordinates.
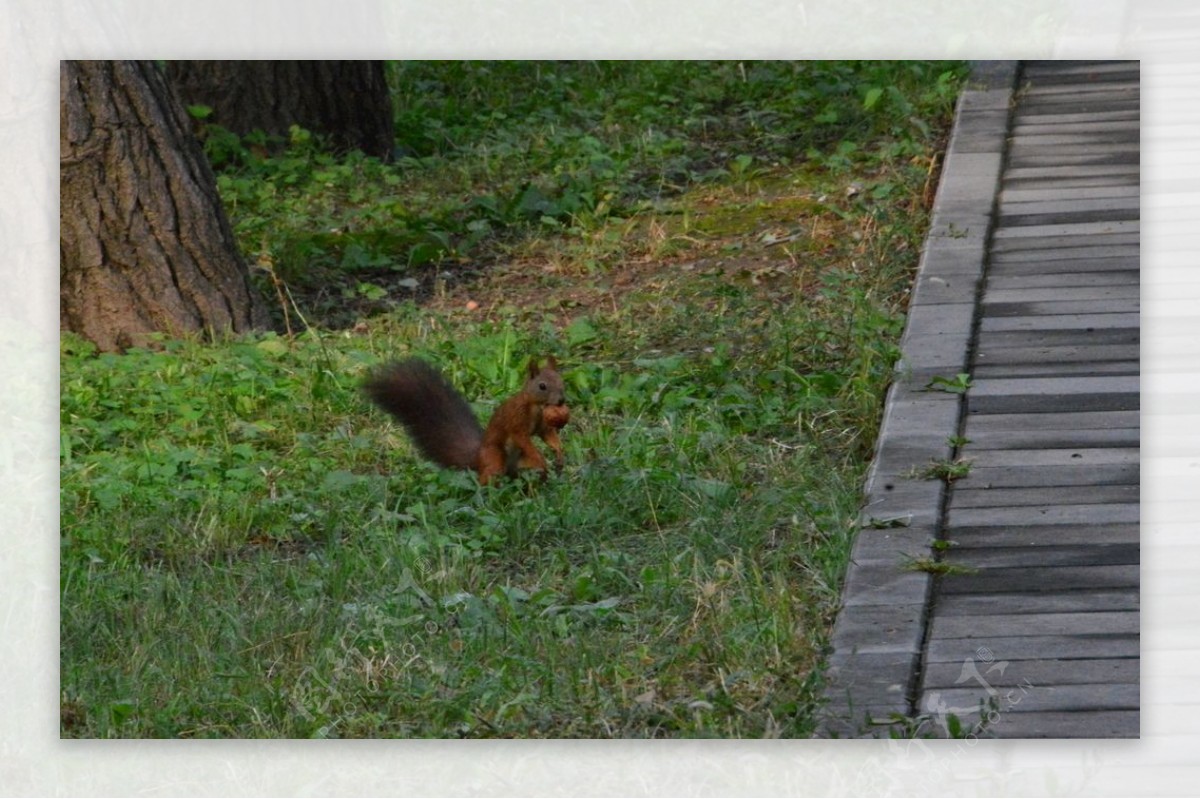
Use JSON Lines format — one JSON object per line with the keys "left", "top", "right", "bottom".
{"left": 363, "top": 356, "right": 568, "bottom": 485}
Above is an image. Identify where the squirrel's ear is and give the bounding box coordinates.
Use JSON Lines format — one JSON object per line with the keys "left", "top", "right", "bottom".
{"left": 545, "top": 355, "right": 558, "bottom": 370}
{"left": 527, "top": 358, "right": 541, "bottom": 378}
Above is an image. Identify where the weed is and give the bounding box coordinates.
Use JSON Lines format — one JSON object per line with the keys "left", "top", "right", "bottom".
{"left": 915, "top": 457, "right": 973, "bottom": 483}
{"left": 865, "top": 515, "right": 912, "bottom": 529}
{"left": 925, "top": 373, "right": 973, "bottom": 394}
{"left": 902, "top": 556, "right": 978, "bottom": 576}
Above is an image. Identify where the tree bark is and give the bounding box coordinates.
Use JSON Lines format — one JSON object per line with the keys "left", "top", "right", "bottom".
{"left": 165, "top": 61, "right": 395, "bottom": 160}
{"left": 60, "top": 60, "right": 272, "bottom": 352}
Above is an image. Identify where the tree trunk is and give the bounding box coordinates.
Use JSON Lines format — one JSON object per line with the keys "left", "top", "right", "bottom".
{"left": 60, "top": 60, "right": 272, "bottom": 352}
{"left": 165, "top": 61, "right": 395, "bottom": 160}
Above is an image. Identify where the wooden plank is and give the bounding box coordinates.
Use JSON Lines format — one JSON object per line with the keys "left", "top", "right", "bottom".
{"left": 945, "top": 524, "right": 1139, "bottom": 548}
{"left": 960, "top": 447, "right": 1140, "bottom": 467}
{"left": 981, "top": 298, "right": 1139, "bottom": 317}
{"left": 1001, "top": 183, "right": 1139, "bottom": 202}
{"left": 951, "top": 484, "right": 1139, "bottom": 508}
{"left": 972, "top": 362, "right": 1138, "bottom": 379}
{"left": 947, "top": 503, "right": 1140, "bottom": 528}
{"left": 978, "top": 310, "right": 1139, "bottom": 328}
{"left": 984, "top": 285, "right": 1138, "bottom": 303}
{"left": 955, "top": 463, "right": 1138, "bottom": 488}
{"left": 922, "top": 657, "right": 1138, "bottom": 689}
{"left": 958, "top": 426, "right": 1138, "bottom": 449}
{"left": 969, "top": 338, "right": 1137, "bottom": 359}
{"left": 988, "top": 254, "right": 1138, "bottom": 271}
{"left": 920, "top": 683, "right": 1139, "bottom": 713}
{"left": 924, "top": 632, "right": 1139, "bottom": 660}
{"left": 935, "top": 590, "right": 1139, "bottom": 615}
{"left": 942, "top": 544, "right": 1139, "bottom": 569}
{"left": 930, "top": 611, "right": 1139, "bottom": 639}
{"left": 966, "top": 384, "right": 1139, "bottom": 413}
{"left": 937, "top": 565, "right": 1139, "bottom": 594}
{"left": 962, "top": 410, "right": 1138, "bottom": 432}
{"left": 985, "top": 710, "right": 1139, "bottom": 738}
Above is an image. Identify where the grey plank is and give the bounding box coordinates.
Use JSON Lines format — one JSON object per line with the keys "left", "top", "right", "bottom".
{"left": 999, "top": 206, "right": 1140, "bottom": 227}
{"left": 998, "top": 184, "right": 1137, "bottom": 202}
{"left": 989, "top": 251, "right": 1137, "bottom": 268}
{"left": 966, "top": 391, "right": 1138, "bottom": 414}
{"left": 946, "top": 524, "right": 1139, "bottom": 548}
{"left": 1009, "top": 122, "right": 1140, "bottom": 139}
{"left": 937, "top": 565, "right": 1139, "bottom": 594}
{"left": 982, "top": 299, "right": 1139, "bottom": 317}
{"left": 930, "top": 611, "right": 1139, "bottom": 639}
{"left": 1003, "top": 177, "right": 1140, "bottom": 193}
{"left": 817, "top": 704, "right": 912, "bottom": 738}
{"left": 1022, "top": 61, "right": 1138, "bottom": 77}
{"left": 839, "top": 564, "right": 932, "bottom": 608}
{"left": 984, "top": 710, "right": 1139, "bottom": 738}
{"left": 976, "top": 337, "right": 1139, "bottom": 358}
{"left": 978, "top": 310, "right": 1139, "bottom": 328}
{"left": 831, "top": 603, "right": 926, "bottom": 655}
{"left": 947, "top": 503, "right": 1140, "bottom": 528}
{"left": 992, "top": 219, "right": 1139, "bottom": 239}
{"left": 1010, "top": 109, "right": 1138, "bottom": 125}
{"left": 924, "top": 632, "right": 1139, "bottom": 660}
{"left": 1023, "top": 74, "right": 1140, "bottom": 91}
{"left": 963, "top": 409, "right": 1138, "bottom": 432}
{"left": 920, "top": 684, "right": 1139, "bottom": 714}
{"left": 1023, "top": 70, "right": 1139, "bottom": 85}
{"left": 987, "top": 274, "right": 1138, "bottom": 293}
{"left": 956, "top": 447, "right": 1139, "bottom": 467}
{"left": 967, "top": 376, "right": 1138, "bottom": 414}
{"left": 951, "top": 484, "right": 1139, "bottom": 508}
{"left": 984, "top": 285, "right": 1138, "bottom": 304}
{"left": 935, "top": 590, "right": 1139, "bottom": 615}
{"left": 966, "top": 376, "right": 1139, "bottom": 414}
{"left": 956, "top": 463, "right": 1138, "bottom": 489}
{"left": 1003, "top": 164, "right": 1139, "bottom": 181}
{"left": 1019, "top": 96, "right": 1139, "bottom": 112}
{"left": 991, "top": 235, "right": 1141, "bottom": 254}
{"left": 1019, "top": 84, "right": 1139, "bottom": 100}
{"left": 973, "top": 362, "right": 1139, "bottom": 379}
{"left": 957, "top": 427, "right": 1139, "bottom": 449}
{"left": 1000, "top": 183, "right": 1139, "bottom": 202}
{"left": 1007, "top": 152, "right": 1140, "bottom": 170}
{"left": 1008, "top": 131, "right": 1140, "bottom": 147}
{"left": 922, "top": 657, "right": 1138, "bottom": 689}
{"left": 823, "top": 650, "right": 917, "bottom": 705}
{"left": 942, "top": 544, "right": 1139, "bottom": 569}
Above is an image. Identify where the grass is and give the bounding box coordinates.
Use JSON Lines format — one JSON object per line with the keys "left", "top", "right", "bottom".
{"left": 60, "top": 60, "right": 968, "bottom": 737}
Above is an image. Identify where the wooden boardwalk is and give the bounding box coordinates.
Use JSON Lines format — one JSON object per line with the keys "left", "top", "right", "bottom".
{"left": 923, "top": 60, "right": 1140, "bottom": 738}
{"left": 820, "top": 60, "right": 1140, "bottom": 739}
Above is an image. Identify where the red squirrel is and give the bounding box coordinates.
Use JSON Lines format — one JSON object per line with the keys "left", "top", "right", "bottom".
{"left": 364, "top": 356, "right": 568, "bottom": 484}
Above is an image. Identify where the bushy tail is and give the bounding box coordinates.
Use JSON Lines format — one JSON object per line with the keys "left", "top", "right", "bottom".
{"left": 363, "top": 359, "right": 483, "bottom": 470}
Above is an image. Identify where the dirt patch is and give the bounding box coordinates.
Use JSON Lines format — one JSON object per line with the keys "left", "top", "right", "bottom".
{"left": 413, "top": 174, "right": 890, "bottom": 333}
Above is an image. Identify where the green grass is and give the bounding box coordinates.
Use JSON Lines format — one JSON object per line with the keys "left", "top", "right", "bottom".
{"left": 61, "top": 60, "right": 968, "bottom": 737}
{"left": 205, "top": 60, "right": 965, "bottom": 328}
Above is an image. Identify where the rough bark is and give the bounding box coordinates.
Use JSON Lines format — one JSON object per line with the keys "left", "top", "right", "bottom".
{"left": 60, "top": 60, "right": 272, "bottom": 352}
{"left": 165, "top": 60, "right": 395, "bottom": 160}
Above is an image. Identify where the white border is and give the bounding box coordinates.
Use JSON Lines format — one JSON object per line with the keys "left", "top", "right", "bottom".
{"left": 6, "top": 0, "right": 1198, "bottom": 795}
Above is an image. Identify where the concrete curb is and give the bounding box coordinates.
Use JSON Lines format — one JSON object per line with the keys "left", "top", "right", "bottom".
{"left": 815, "top": 61, "right": 1020, "bottom": 737}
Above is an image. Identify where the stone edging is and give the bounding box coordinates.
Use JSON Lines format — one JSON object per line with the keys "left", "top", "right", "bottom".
{"left": 815, "top": 62, "right": 1020, "bottom": 737}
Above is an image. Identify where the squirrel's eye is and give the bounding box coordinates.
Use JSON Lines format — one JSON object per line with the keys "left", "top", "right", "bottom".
{"left": 538, "top": 382, "right": 547, "bottom": 391}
